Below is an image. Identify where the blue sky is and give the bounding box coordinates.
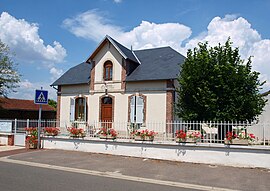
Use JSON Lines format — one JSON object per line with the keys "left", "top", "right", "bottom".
{"left": 1, "top": 0, "right": 270, "bottom": 100}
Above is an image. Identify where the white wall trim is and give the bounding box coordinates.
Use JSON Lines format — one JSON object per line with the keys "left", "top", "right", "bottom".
{"left": 43, "top": 137, "right": 270, "bottom": 169}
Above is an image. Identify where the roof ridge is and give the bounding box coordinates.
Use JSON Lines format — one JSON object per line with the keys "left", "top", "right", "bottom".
{"left": 134, "top": 46, "right": 171, "bottom": 52}
{"left": 0, "top": 97, "right": 34, "bottom": 102}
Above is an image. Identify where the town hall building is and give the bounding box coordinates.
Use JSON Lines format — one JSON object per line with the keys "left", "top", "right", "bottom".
{"left": 51, "top": 35, "right": 185, "bottom": 131}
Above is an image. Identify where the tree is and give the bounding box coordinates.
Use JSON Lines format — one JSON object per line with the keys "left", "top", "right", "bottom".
{"left": 0, "top": 40, "right": 20, "bottom": 97}
{"left": 176, "top": 39, "right": 267, "bottom": 122}
{"left": 48, "top": 99, "right": 57, "bottom": 110}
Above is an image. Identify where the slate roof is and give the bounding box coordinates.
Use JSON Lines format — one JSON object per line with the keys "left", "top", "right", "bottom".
{"left": 126, "top": 47, "right": 185, "bottom": 81}
{"left": 108, "top": 36, "right": 138, "bottom": 63}
{"left": 0, "top": 97, "right": 55, "bottom": 111}
{"left": 51, "top": 62, "right": 91, "bottom": 86}
{"left": 51, "top": 36, "right": 186, "bottom": 86}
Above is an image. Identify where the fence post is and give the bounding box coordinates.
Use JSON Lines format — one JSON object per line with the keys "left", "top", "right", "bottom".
{"left": 27, "top": 119, "right": 29, "bottom": 129}
{"left": 263, "top": 123, "right": 265, "bottom": 146}
{"left": 14, "top": 119, "right": 17, "bottom": 134}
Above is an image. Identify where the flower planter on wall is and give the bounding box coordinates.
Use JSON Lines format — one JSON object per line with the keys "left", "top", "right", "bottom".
{"left": 186, "top": 138, "right": 197, "bottom": 143}
{"left": 176, "top": 138, "right": 197, "bottom": 143}
{"left": 224, "top": 139, "right": 249, "bottom": 145}
{"left": 29, "top": 143, "right": 38, "bottom": 149}
{"left": 144, "top": 136, "right": 154, "bottom": 141}
{"left": 69, "top": 133, "right": 86, "bottom": 138}
{"left": 175, "top": 138, "right": 186, "bottom": 143}
{"left": 99, "top": 134, "right": 116, "bottom": 140}
{"left": 134, "top": 136, "right": 154, "bottom": 141}
{"left": 44, "top": 133, "right": 57, "bottom": 137}
{"left": 134, "top": 135, "right": 144, "bottom": 141}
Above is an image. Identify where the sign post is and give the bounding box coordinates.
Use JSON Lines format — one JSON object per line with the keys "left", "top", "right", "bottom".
{"left": 34, "top": 88, "right": 48, "bottom": 149}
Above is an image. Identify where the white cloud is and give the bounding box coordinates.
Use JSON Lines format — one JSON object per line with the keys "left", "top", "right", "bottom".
{"left": 63, "top": 11, "right": 270, "bottom": 91}
{"left": 62, "top": 10, "right": 192, "bottom": 51}
{"left": 113, "top": 0, "right": 122, "bottom": 3}
{"left": 50, "top": 67, "right": 63, "bottom": 81}
{"left": 184, "top": 15, "right": 261, "bottom": 58}
{"left": 0, "top": 12, "right": 66, "bottom": 63}
{"left": 10, "top": 79, "right": 57, "bottom": 100}
{"left": 183, "top": 15, "right": 270, "bottom": 90}
{"left": 20, "top": 79, "right": 33, "bottom": 89}
{"left": 62, "top": 10, "right": 122, "bottom": 43}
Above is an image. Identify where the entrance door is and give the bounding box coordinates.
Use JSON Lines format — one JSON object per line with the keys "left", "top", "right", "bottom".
{"left": 101, "top": 97, "right": 113, "bottom": 128}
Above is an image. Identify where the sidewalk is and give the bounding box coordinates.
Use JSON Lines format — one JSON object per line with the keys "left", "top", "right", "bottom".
{"left": 4, "top": 149, "right": 270, "bottom": 191}
{"left": 0, "top": 145, "right": 23, "bottom": 152}
{"left": 0, "top": 145, "right": 32, "bottom": 157}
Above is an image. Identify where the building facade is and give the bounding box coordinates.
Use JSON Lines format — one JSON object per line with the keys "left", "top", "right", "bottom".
{"left": 52, "top": 36, "right": 185, "bottom": 130}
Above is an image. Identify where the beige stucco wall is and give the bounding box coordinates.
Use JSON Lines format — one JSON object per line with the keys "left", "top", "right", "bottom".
{"left": 59, "top": 85, "right": 90, "bottom": 125}
{"left": 58, "top": 41, "right": 169, "bottom": 132}
{"left": 126, "top": 81, "right": 167, "bottom": 92}
{"left": 59, "top": 82, "right": 168, "bottom": 128}
{"left": 61, "top": 84, "right": 89, "bottom": 95}
{"left": 93, "top": 42, "right": 123, "bottom": 91}
{"left": 87, "top": 92, "right": 166, "bottom": 123}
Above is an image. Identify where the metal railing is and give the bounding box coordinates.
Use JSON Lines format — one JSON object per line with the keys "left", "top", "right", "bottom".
{"left": 1, "top": 119, "right": 269, "bottom": 146}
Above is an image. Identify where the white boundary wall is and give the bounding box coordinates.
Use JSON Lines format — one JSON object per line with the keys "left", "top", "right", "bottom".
{"left": 43, "top": 137, "right": 270, "bottom": 169}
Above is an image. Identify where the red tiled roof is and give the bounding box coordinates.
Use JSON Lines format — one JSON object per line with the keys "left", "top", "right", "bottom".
{"left": 0, "top": 97, "right": 55, "bottom": 111}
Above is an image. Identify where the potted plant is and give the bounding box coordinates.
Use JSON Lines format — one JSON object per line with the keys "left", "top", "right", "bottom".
{"left": 175, "top": 130, "right": 186, "bottom": 143}
{"left": 225, "top": 131, "right": 255, "bottom": 145}
{"left": 144, "top": 130, "right": 158, "bottom": 141}
{"left": 98, "top": 128, "right": 118, "bottom": 139}
{"left": 133, "top": 129, "right": 157, "bottom": 141}
{"left": 25, "top": 127, "right": 38, "bottom": 149}
{"left": 186, "top": 130, "right": 202, "bottom": 143}
{"left": 67, "top": 127, "right": 86, "bottom": 138}
{"left": 43, "top": 127, "right": 60, "bottom": 136}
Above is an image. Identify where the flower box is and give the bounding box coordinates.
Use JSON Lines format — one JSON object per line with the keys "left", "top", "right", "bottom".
{"left": 134, "top": 135, "right": 144, "bottom": 141}
{"left": 99, "top": 134, "right": 116, "bottom": 140}
{"left": 175, "top": 138, "right": 186, "bottom": 143}
{"left": 176, "top": 138, "right": 197, "bottom": 143}
{"left": 134, "top": 136, "right": 154, "bottom": 141}
{"left": 43, "top": 127, "right": 60, "bottom": 137}
{"left": 224, "top": 139, "right": 249, "bottom": 145}
{"left": 68, "top": 127, "right": 86, "bottom": 138}
{"left": 145, "top": 136, "right": 154, "bottom": 141}
{"left": 98, "top": 128, "right": 118, "bottom": 140}
{"left": 29, "top": 143, "right": 37, "bottom": 149}
{"left": 133, "top": 129, "right": 157, "bottom": 141}
{"left": 69, "top": 133, "right": 86, "bottom": 138}
{"left": 44, "top": 132, "right": 57, "bottom": 136}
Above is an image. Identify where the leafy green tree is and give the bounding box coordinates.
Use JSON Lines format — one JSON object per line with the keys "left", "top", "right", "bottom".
{"left": 48, "top": 99, "right": 57, "bottom": 110}
{"left": 176, "top": 39, "right": 267, "bottom": 122}
{"left": 0, "top": 40, "right": 20, "bottom": 97}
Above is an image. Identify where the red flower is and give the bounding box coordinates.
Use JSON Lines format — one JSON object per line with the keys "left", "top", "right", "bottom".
{"left": 175, "top": 130, "right": 186, "bottom": 139}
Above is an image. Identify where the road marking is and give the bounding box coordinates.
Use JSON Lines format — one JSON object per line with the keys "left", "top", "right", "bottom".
{"left": 0, "top": 157, "right": 239, "bottom": 191}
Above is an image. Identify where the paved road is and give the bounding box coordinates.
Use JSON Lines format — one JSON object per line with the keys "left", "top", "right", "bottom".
{"left": 0, "top": 149, "right": 270, "bottom": 191}
{"left": 0, "top": 161, "right": 193, "bottom": 191}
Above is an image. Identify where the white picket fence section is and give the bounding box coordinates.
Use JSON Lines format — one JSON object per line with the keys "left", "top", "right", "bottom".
{"left": 1, "top": 119, "right": 270, "bottom": 146}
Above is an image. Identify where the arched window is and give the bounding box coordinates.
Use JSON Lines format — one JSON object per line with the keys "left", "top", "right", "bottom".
{"left": 70, "top": 97, "right": 87, "bottom": 121}
{"left": 104, "top": 61, "right": 113, "bottom": 81}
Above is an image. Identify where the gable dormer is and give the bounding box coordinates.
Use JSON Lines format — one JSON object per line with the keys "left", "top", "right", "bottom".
{"left": 87, "top": 36, "right": 139, "bottom": 94}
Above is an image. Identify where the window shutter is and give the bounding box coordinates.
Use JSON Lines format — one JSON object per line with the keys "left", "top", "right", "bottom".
{"left": 130, "top": 96, "right": 135, "bottom": 123}
{"left": 70, "top": 98, "right": 75, "bottom": 121}
{"left": 136, "top": 96, "right": 144, "bottom": 123}
{"left": 84, "top": 98, "right": 87, "bottom": 121}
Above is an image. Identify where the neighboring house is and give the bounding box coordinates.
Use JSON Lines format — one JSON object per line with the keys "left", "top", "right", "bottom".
{"left": 0, "top": 97, "right": 56, "bottom": 119}
{"left": 259, "top": 90, "right": 270, "bottom": 122}
{"left": 51, "top": 35, "right": 185, "bottom": 130}
{"left": 248, "top": 90, "right": 270, "bottom": 141}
